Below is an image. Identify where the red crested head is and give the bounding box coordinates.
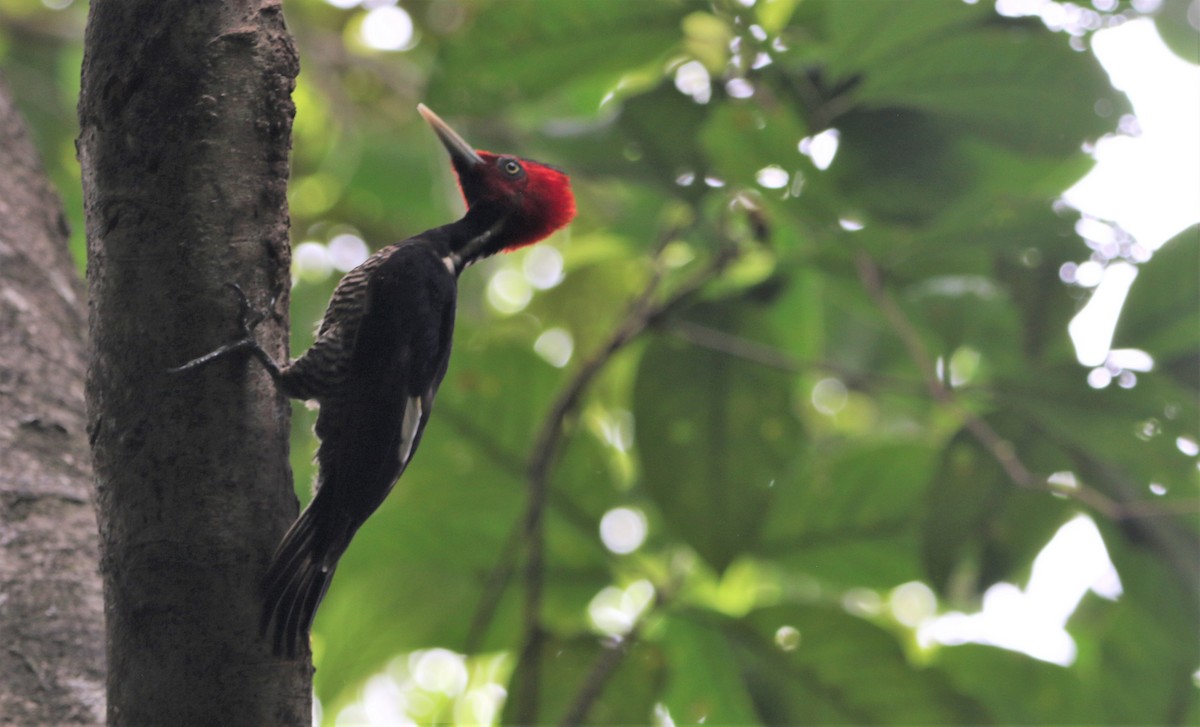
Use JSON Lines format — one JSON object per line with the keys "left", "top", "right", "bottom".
{"left": 472, "top": 151, "right": 575, "bottom": 251}
{"left": 419, "top": 104, "right": 576, "bottom": 253}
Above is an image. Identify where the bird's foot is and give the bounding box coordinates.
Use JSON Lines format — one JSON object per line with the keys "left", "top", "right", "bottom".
{"left": 169, "top": 284, "right": 278, "bottom": 375}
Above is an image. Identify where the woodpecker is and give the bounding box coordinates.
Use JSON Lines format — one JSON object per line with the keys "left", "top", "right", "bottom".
{"left": 172, "top": 104, "right": 575, "bottom": 657}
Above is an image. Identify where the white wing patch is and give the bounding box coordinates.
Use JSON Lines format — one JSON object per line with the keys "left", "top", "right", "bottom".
{"left": 397, "top": 396, "right": 423, "bottom": 466}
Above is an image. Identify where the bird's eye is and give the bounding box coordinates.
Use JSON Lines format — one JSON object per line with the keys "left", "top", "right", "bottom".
{"left": 502, "top": 159, "right": 523, "bottom": 177}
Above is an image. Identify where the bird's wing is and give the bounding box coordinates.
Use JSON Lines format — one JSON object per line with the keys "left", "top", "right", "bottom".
{"left": 314, "top": 243, "right": 397, "bottom": 338}
{"left": 316, "top": 243, "right": 457, "bottom": 521}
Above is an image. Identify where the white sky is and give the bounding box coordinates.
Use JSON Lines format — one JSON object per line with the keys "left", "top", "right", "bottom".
{"left": 1065, "top": 18, "right": 1200, "bottom": 249}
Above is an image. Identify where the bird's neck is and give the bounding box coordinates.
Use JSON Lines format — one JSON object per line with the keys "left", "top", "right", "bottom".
{"left": 428, "top": 200, "right": 516, "bottom": 276}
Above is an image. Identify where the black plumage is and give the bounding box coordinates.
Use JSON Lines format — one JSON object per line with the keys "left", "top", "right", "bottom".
{"left": 172, "top": 105, "right": 575, "bottom": 657}
{"left": 260, "top": 242, "right": 457, "bottom": 656}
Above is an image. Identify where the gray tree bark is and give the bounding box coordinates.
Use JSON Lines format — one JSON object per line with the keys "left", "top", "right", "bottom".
{"left": 77, "top": 1, "right": 309, "bottom": 723}
{"left": 0, "top": 73, "right": 105, "bottom": 726}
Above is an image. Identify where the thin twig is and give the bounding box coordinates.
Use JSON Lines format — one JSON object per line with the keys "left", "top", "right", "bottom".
{"left": 857, "top": 252, "right": 1082, "bottom": 488}
{"left": 556, "top": 584, "right": 676, "bottom": 726}
{"left": 512, "top": 233, "right": 738, "bottom": 725}
{"left": 435, "top": 404, "right": 526, "bottom": 477}
{"left": 556, "top": 630, "right": 641, "bottom": 727}
{"left": 853, "top": 251, "right": 1198, "bottom": 522}
{"left": 438, "top": 403, "right": 601, "bottom": 654}
{"left": 667, "top": 319, "right": 921, "bottom": 392}
{"left": 464, "top": 518, "right": 523, "bottom": 655}
{"left": 1113, "top": 497, "right": 1200, "bottom": 519}
{"left": 670, "top": 318, "right": 803, "bottom": 372}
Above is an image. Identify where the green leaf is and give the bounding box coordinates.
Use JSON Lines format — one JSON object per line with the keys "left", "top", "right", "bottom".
{"left": 810, "top": 7, "right": 1123, "bottom": 225}
{"left": 843, "top": 16, "right": 1128, "bottom": 154}
{"left": 700, "top": 102, "right": 810, "bottom": 188}
{"left": 436, "top": 338, "right": 564, "bottom": 457}
{"left": 734, "top": 605, "right": 987, "bottom": 724}
{"left": 634, "top": 299, "right": 804, "bottom": 572}
{"left": 989, "top": 215, "right": 1088, "bottom": 364}
{"left": 1114, "top": 225, "right": 1200, "bottom": 383}
{"left": 899, "top": 270, "right": 1024, "bottom": 373}
{"left": 699, "top": 101, "right": 847, "bottom": 233}
{"left": 830, "top": 106, "right": 975, "bottom": 224}
{"left": 761, "top": 441, "right": 936, "bottom": 589}
{"left": 822, "top": 0, "right": 992, "bottom": 83}
{"left": 529, "top": 253, "right": 652, "bottom": 356}
{"left": 614, "top": 83, "right": 713, "bottom": 195}
{"left": 933, "top": 644, "right": 1079, "bottom": 724}
{"left": 1069, "top": 523, "right": 1200, "bottom": 724}
{"left": 662, "top": 614, "right": 762, "bottom": 725}
{"left": 999, "top": 364, "right": 1199, "bottom": 493}
{"left": 427, "top": 0, "right": 686, "bottom": 113}
{"left": 1154, "top": 0, "right": 1200, "bottom": 64}
{"left": 765, "top": 268, "right": 826, "bottom": 365}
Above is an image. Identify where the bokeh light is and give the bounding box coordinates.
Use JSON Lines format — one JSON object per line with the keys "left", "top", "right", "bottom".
{"left": 486, "top": 268, "right": 532, "bottom": 314}
{"left": 293, "top": 241, "right": 333, "bottom": 283}
{"left": 522, "top": 245, "right": 564, "bottom": 290}
{"left": 755, "top": 165, "right": 788, "bottom": 189}
{"left": 889, "top": 582, "right": 937, "bottom": 628}
{"left": 774, "top": 625, "right": 800, "bottom": 652}
{"left": 810, "top": 378, "right": 848, "bottom": 416}
{"left": 673, "top": 60, "right": 712, "bottom": 104}
{"left": 798, "top": 128, "right": 840, "bottom": 170}
{"left": 328, "top": 233, "right": 370, "bottom": 272}
{"left": 599, "top": 507, "right": 648, "bottom": 555}
{"left": 533, "top": 328, "right": 573, "bottom": 368}
{"left": 411, "top": 649, "right": 468, "bottom": 696}
{"left": 587, "top": 580, "right": 656, "bottom": 636}
{"left": 360, "top": 6, "right": 415, "bottom": 52}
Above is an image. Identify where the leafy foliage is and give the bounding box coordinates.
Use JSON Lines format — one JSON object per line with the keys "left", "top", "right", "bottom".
{"left": 5, "top": 0, "right": 1197, "bottom": 724}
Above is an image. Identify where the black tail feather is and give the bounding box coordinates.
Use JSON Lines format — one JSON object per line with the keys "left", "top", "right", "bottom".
{"left": 260, "top": 499, "right": 350, "bottom": 658}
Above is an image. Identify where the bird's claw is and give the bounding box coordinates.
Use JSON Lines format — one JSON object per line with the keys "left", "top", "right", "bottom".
{"left": 169, "top": 283, "right": 272, "bottom": 375}
{"left": 227, "top": 283, "right": 268, "bottom": 335}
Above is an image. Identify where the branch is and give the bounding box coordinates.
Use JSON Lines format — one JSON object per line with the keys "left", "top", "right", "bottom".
{"left": 511, "top": 233, "right": 739, "bottom": 724}
{"left": 853, "top": 251, "right": 1198, "bottom": 522}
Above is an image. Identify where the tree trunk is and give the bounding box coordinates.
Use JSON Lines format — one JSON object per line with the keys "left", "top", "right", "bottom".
{"left": 0, "top": 73, "right": 105, "bottom": 726}
{"left": 77, "top": 1, "right": 308, "bottom": 724}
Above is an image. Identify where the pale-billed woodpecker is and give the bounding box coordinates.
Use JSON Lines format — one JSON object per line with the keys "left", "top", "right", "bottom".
{"left": 173, "top": 104, "right": 575, "bottom": 656}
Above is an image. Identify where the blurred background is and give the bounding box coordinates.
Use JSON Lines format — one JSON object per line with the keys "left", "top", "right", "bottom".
{"left": 3, "top": 0, "right": 1197, "bottom": 724}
